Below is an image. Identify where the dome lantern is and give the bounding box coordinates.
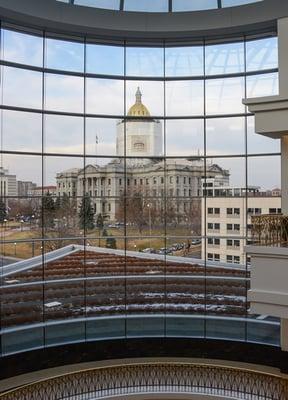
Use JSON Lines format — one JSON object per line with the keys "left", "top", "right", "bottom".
{"left": 127, "top": 88, "right": 151, "bottom": 117}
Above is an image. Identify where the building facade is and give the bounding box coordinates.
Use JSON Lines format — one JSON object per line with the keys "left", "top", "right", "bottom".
{"left": 57, "top": 89, "right": 230, "bottom": 221}
{"left": 202, "top": 186, "right": 281, "bottom": 265}
{"left": 0, "top": 167, "right": 17, "bottom": 206}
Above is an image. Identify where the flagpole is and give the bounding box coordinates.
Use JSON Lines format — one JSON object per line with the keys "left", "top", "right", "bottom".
{"left": 95, "top": 134, "right": 98, "bottom": 166}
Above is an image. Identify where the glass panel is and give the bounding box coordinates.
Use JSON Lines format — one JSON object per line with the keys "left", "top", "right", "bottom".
{"left": 205, "top": 41, "right": 244, "bottom": 75}
{"left": 206, "top": 77, "right": 245, "bottom": 115}
{"left": 1, "top": 110, "right": 42, "bottom": 153}
{"left": 126, "top": 81, "right": 164, "bottom": 116}
{"left": 166, "top": 80, "right": 204, "bottom": 116}
{"left": 45, "top": 73, "right": 84, "bottom": 113}
{"left": 247, "top": 155, "right": 281, "bottom": 193}
{"left": 44, "top": 281, "right": 85, "bottom": 321}
{"left": 2, "top": 28, "right": 43, "bottom": 67}
{"left": 87, "top": 318, "right": 126, "bottom": 340}
{"left": 247, "top": 116, "right": 280, "bottom": 155}
{"left": 43, "top": 156, "right": 84, "bottom": 193}
{"left": 246, "top": 37, "right": 278, "bottom": 72}
{"left": 124, "top": 0, "right": 168, "bottom": 12}
{"left": 126, "top": 47, "right": 164, "bottom": 77}
{"left": 1, "top": 283, "right": 43, "bottom": 328}
{"left": 173, "top": 0, "right": 217, "bottom": 11}
{"left": 166, "top": 316, "right": 205, "bottom": 337}
{"left": 86, "top": 43, "right": 124, "bottom": 75}
{"left": 165, "top": 119, "right": 204, "bottom": 156}
{"left": 223, "top": 0, "right": 262, "bottom": 6}
{"left": 123, "top": 117, "right": 164, "bottom": 158}
{"left": 44, "top": 114, "right": 84, "bottom": 155}
{"left": 206, "top": 117, "right": 245, "bottom": 156}
{"left": 2, "top": 328, "right": 44, "bottom": 355}
{"left": 1, "top": 153, "right": 42, "bottom": 189}
{"left": 205, "top": 157, "right": 246, "bottom": 189}
{"left": 2, "top": 66, "right": 42, "bottom": 109}
{"left": 247, "top": 320, "right": 280, "bottom": 345}
{"left": 45, "top": 321, "right": 85, "bottom": 345}
{"left": 74, "top": 0, "right": 120, "bottom": 9}
{"left": 246, "top": 72, "right": 278, "bottom": 98}
{"left": 206, "top": 318, "right": 246, "bottom": 340}
{"left": 86, "top": 78, "right": 124, "bottom": 115}
{"left": 126, "top": 316, "right": 165, "bottom": 337}
{"left": 86, "top": 278, "right": 125, "bottom": 317}
{"left": 45, "top": 37, "right": 84, "bottom": 72}
{"left": 165, "top": 45, "right": 204, "bottom": 77}
{"left": 1, "top": 199, "right": 42, "bottom": 263}
{"left": 85, "top": 118, "right": 119, "bottom": 157}
{"left": 83, "top": 156, "right": 127, "bottom": 233}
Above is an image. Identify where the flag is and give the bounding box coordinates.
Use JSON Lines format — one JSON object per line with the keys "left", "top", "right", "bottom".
{"left": 96, "top": 135, "right": 99, "bottom": 145}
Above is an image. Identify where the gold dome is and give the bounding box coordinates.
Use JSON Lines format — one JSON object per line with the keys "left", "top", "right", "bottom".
{"left": 127, "top": 87, "right": 150, "bottom": 117}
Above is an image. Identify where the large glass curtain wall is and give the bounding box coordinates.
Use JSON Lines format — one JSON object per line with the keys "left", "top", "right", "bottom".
{"left": 0, "top": 24, "right": 280, "bottom": 355}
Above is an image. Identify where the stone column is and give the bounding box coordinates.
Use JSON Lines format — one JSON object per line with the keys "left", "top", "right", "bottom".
{"left": 278, "top": 17, "right": 288, "bottom": 97}
{"left": 281, "top": 136, "right": 288, "bottom": 214}
{"left": 279, "top": 19, "right": 288, "bottom": 351}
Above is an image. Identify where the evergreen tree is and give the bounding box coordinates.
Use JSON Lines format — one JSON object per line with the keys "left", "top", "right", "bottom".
{"left": 61, "top": 193, "right": 70, "bottom": 209}
{"left": 0, "top": 200, "right": 7, "bottom": 223}
{"left": 96, "top": 213, "right": 104, "bottom": 231}
{"left": 54, "top": 196, "right": 61, "bottom": 211}
{"left": 106, "top": 236, "right": 117, "bottom": 249}
{"left": 42, "top": 191, "right": 55, "bottom": 228}
{"left": 78, "top": 194, "right": 95, "bottom": 230}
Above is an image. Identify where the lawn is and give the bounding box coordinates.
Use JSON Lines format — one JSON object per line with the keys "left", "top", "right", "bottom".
{"left": 0, "top": 224, "right": 199, "bottom": 260}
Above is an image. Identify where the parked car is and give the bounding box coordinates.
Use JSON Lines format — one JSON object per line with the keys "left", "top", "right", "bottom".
{"left": 142, "top": 248, "right": 157, "bottom": 254}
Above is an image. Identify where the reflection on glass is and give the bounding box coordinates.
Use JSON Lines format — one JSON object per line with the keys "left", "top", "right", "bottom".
{"left": 124, "top": 0, "right": 168, "bottom": 12}
{"left": 74, "top": 0, "right": 120, "bottom": 9}
{"left": 2, "top": 110, "right": 42, "bottom": 153}
{"left": 44, "top": 156, "right": 84, "bottom": 189}
{"left": 166, "top": 80, "right": 204, "bottom": 116}
{"left": 165, "top": 46, "right": 204, "bottom": 77}
{"left": 247, "top": 116, "right": 280, "bottom": 154}
{"left": 85, "top": 118, "right": 119, "bottom": 157}
{"left": 173, "top": 0, "right": 217, "bottom": 11}
{"left": 126, "top": 81, "right": 164, "bottom": 116}
{"left": 2, "top": 66, "right": 42, "bottom": 109}
{"left": 248, "top": 156, "right": 281, "bottom": 191}
{"left": 45, "top": 73, "right": 84, "bottom": 113}
{"left": 86, "top": 78, "right": 124, "bottom": 115}
{"left": 86, "top": 43, "right": 124, "bottom": 75}
{"left": 2, "top": 28, "right": 43, "bottom": 66}
{"left": 0, "top": 25, "right": 281, "bottom": 353}
{"left": 206, "top": 157, "right": 246, "bottom": 188}
{"left": 246, "top": 37, "right": 278, "bottom": 72}
{"left": 44, "top": 114, "right": 84, "bottom": 154}
{"left": 205, "top": 41, "right": 244, "bottom": 75}
{"left": 206, "top": 77, "right": 245, "bottom": 115}
{"left": 166, "top": 119, "right": 204, "bottom": 156}
{"left": 46, "top": 37, "right": 84, "bottom": 72}
{"left": 126, "top": 47, "right": 164, "bottom": 77}
{"left": 246, "top": 73, "right": 278, "bottom": 98}
{"left": 206, "top": 117, "right": 245, "bottom": 156}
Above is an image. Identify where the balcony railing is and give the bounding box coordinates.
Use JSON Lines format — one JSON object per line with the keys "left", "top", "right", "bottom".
{"left": 251, "top": 214, "right": 288, "bottom": 247}
{"left": 1, "top": 363, "right": 287, "bottom": 400}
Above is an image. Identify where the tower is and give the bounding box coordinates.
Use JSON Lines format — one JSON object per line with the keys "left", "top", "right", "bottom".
{"left": 116, "top": 88, "right": 163, "bottom": 165}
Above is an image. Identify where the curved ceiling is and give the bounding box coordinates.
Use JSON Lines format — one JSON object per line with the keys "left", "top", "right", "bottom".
{"left": 0, "top": 0, "right": 287, "bottom": 41}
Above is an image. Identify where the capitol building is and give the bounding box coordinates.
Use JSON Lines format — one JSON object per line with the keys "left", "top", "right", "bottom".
{"left": 56, "top": 88, "right": 229, "bottom": 222}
